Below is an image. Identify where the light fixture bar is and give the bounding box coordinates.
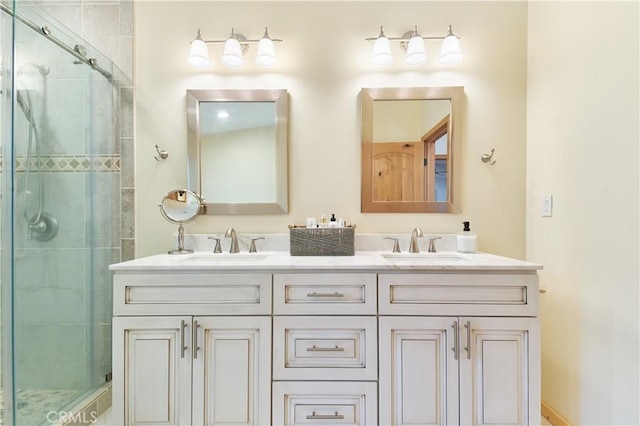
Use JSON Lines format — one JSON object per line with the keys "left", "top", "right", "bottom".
{"left": 365, "top": 25, "right": 458, "bottom": 42}
{"left": 365, "top": 35, "right": 446, "bottom": 42}
{"left": 199, "top": 27, "right": 282, "bottom": 45}
{"left": 200, "top": 38, "right": 283, "bottom": 44}
{"left": 188, "top": 27, "right": 283, "bottom": 69}
{"left": 366, "top": 24, "right": 462, "bottom": 66}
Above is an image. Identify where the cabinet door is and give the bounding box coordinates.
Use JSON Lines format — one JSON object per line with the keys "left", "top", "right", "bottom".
{"left": 379, "top": 317, "right": 459, "bottom": 426}
{"left": 112, "top": 316, "right": 192, "bottom": 426}
{"left": 192, "top": 316, "right": 271, "bottom": 426}
{"left": 459, "top": 317, "right": 540, "bottom": 426}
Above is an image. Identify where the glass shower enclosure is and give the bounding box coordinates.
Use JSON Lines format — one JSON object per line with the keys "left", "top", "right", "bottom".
{"left": 0, "top": 1, "right": 122, "bottom": 424}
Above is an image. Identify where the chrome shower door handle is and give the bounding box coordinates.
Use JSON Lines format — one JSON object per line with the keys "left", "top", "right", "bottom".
{"left": 451, "top": 320, "right": 459, "bottom": 360}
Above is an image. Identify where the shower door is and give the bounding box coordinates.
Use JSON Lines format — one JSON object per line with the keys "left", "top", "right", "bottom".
{"left": 6, "top": 3, "right": 119, "bottom": 425}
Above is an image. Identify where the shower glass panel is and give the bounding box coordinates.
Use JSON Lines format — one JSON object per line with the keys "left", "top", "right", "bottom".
{"left": 2, "top": 2, "right": 120, "bottom": 424}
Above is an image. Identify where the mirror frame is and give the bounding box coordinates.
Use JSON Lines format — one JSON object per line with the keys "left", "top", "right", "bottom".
{"left": 186, "top": 89, "right": 289, "bottom": 214}
{"left": 361, "top": 86, "right": 463, "bottom": 213}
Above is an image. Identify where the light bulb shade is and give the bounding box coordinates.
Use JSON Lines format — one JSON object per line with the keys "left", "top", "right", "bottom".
{"left": 187, "top": 38, "right": 210, "bottom": 68}
{"left": 255, "top": 37, "right": 277, "bottom": 67}
{"left": 372, "top": 36, "right": 393, "bottom": 66}
{"left": 405, "top": 35, "right": 427, "bottom": 65}
{"left": 221, "top": 38, "right": 244, "bottom": 68}
{"left": 440, "top": 34, "right": 463, "bottom": 64}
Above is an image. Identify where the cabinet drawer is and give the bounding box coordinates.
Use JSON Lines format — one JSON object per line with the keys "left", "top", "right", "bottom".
{"left": 113, "top": 273, "right": 272, "bottom": 315}
{"left": 273, "top": 316, "right": 377, "bottom": 380}
{"left": 379, "top": 273, "right": 538, "bottom": 316}
{"left": 274, "top": 273, "right": 377, "bottom": 314}
{"left": 273, "top": 381, "right": 378, "bottom": 426}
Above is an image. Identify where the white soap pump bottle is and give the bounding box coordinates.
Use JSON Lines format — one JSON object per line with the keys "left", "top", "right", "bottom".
{"left": 457, "top": 221, "right": 478, "bottom": 253}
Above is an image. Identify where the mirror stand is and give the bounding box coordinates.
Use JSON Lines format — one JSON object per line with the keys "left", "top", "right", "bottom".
{"left": 169, "top": 224, "right": 193, "bottom": 255}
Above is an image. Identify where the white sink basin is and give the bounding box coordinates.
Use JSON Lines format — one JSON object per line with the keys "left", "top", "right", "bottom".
{"left": 380, "top": 252, "right": 469, "bottom": 263}
{"left": 179, "top": 253, "right": 269, "bottom": 262}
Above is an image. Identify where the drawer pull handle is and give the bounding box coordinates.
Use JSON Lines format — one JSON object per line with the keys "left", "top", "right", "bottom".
{"left": 306, "top": 411, "right": 344, "bottom": 420}
{"left": 180, "top": 320, "right": 188, "bottom": 359}
{"left": 464, "top": 320, "right": 471, "bottom": 360}
{"left": 306, "top": 345, "right": 345, "bottom": 352}
{"left": 193, "top": 320, "right": 201, "bottom": 359}
{"left": 452, "top": 321, "right": 459, "bottom": 360}
{"left": 306, "top": 292, "right": 344, "bottom": 298}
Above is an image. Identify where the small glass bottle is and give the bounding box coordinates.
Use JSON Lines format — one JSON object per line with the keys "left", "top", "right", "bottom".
{"left": 328, "top": 213, "right": 339, "bottom": 228}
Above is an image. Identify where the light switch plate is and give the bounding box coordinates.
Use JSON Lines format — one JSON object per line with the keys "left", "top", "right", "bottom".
{"left": 542, "top": 194, "right": 553, "bottom": 217}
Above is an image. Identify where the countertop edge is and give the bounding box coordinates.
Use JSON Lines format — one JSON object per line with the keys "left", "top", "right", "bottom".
{"left": 109, "top": 251, "right": 543, "bottom": 272}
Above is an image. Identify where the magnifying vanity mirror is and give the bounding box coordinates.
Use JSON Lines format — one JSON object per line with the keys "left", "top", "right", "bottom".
{"left": 361, "top": 86, "right": 463, "bottom": 213}
{"left": 159, "top": 189, "right": 204, "bottom": 254}
{"left": 186, "top": 89, "right": 289, "bottom": 215}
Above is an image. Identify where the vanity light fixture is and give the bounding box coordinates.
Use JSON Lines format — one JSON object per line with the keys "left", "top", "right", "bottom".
{"left": 366, "top": 24, "right": 463, "bottom": 66}
{"left": 188, "top": 27, "right": 282, "bottom": 69}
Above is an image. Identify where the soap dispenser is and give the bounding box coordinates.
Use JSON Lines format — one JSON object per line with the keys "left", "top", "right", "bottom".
{"left": 328, "top": 213, "right": 339, "bottom": 228}
{"left": 457, "top": 221, "right": 478, "bottom": 253}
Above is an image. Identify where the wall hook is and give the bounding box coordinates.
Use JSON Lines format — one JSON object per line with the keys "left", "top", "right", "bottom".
{"left": 154, "top": 144, "right": 169, "bottom": 161}
{"left": 481, "top": 148, "right": 496, "bottom": 165}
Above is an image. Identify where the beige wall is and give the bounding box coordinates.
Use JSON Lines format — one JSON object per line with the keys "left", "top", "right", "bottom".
{"left": 135, "top": 1, "right": 528, "bottom": 258}
{"left": 134, "top": 2, "right": 640, "bottom": 422}
{"left": 527, "top": 2, "right": 639, "bottom": 424}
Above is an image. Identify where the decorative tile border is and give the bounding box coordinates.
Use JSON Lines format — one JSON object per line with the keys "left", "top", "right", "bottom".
{"left": 0, "top": 155, "right": 120, "bottom": 173}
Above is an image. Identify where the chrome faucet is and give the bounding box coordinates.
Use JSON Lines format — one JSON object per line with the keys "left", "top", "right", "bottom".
{"left": 409, "top": 227, "right": 424, "bottom": 253}
{"left": 224, "top": 227, "right": 239, "bottom": 253}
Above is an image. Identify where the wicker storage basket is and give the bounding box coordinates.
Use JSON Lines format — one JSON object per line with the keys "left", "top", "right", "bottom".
{"left": 289, "top": 225, "right": 355, "bottom": 256}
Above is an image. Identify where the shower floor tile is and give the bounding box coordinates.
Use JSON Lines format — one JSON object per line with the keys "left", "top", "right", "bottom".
{"left": 0, "top": 388, "right": 81, "bottom": 425}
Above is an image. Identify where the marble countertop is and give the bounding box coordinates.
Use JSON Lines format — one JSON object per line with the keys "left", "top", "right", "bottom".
{"left": 110, "top": 250, "right": 542, "bottom": 272}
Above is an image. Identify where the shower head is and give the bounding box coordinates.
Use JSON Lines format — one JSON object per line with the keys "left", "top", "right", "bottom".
{"left": 16, "top": 89, "right": 34, "bottom": 122}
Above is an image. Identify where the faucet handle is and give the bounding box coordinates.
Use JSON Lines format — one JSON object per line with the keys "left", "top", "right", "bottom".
{"left": 428, "top": 237, "right": 442, "bottom": 253}
{"left": 208, "top": 237, "right": 222, "bottom": 253}
{"left": 249, "top": 237, "right": 265, "bottom": 253}
{"left": 384, "top": 237, "right": 401, "bottom": 253}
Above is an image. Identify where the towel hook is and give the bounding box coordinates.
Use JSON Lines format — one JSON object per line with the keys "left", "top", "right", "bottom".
{"left": 481, "top": 148, "right": 496, "bottom": 165}
{"left": 154, "top": 144, "right": 169, "bottom": 161}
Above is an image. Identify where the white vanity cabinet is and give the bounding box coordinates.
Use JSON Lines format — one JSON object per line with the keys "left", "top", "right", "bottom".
{"left": 111, "top": 253, "right": 541, "bottom": 426}
{"left": 112, "top": 273, "right": 272, "bottom": 426}
{"left": 272, "top": 273, "right": 379, "bottom": 426}
{"left": 378, "top": 273, "right": 540, "bottom": 426}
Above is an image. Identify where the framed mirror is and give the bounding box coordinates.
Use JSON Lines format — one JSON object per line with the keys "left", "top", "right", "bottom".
{"left": 361, "top": 86, "right": 463, "bottom": 213}
{"left": 187, "top": 89, "right": 289, "bottom": 214}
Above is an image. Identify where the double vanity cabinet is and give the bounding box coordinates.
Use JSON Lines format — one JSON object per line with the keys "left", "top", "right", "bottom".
{"left": 111, "top": 251, "right": 541, "bottom": 425}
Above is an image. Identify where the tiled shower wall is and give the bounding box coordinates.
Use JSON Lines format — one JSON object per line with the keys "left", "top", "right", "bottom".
{"left": 36, "top": 0, "right": 135, "bottom": 261}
